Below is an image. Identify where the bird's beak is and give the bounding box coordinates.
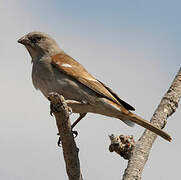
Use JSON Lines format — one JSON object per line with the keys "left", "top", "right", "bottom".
{"left": 17, "top": 36, "right": 29, "bottom": 45}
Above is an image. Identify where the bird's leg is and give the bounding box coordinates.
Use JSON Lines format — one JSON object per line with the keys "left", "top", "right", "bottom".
{"left": 64, "top": 99, "right": 88, "bottom": 132}
{"left": 57, "top": 113, "right": 87, "bottom": 147}
{"left": 71, "top": 113, "right": 87, "bottom": 139}
{"left": 53, "top": 99, "right": 87, "bottom": 146}
{"left": 71, "top": 113, "right": 87, "bottom": 129}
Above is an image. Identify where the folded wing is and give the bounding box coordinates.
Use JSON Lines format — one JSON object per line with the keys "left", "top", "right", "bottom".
{"left": 51, "top": 53, "right": 135, "bottom": 111}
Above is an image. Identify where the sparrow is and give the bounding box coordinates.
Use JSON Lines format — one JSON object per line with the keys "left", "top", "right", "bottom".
{"left": 18, "top": 31, "right": 171, "bottom": 142}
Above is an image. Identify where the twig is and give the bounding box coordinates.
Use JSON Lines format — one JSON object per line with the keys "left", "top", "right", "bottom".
{"left": 48, "top": 92, "right": 83, "bottom": 180}
{"left": 122, "top": 67, "right": 181, "bottom": 180}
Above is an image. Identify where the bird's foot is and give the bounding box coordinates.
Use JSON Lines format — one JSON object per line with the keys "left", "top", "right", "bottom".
{"left": 72, "top": 130, "right": 78, "bottom": 138}
{"left": 50, "top": 102, "right": 72, "bottom": 116}
{"left": 57, "top": 130, "right": 78, "bottom": 147}
{"left": 161, "top": 120, "right": 167, "bottom": 129}
{"left": 49, "top": 102, "right": 61, "bottom": 116}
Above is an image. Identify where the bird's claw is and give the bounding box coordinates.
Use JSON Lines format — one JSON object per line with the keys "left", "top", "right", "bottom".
{"left": 57, "top": 130, "right": 78, "bottom": 147}
{"left": 50, "top": 103, "right": 61, "bottom": 116}
{"left": 57, "top": 136, "right": 62, "bottom": 147}
{"left": 68, "top": 107, "right": 73, "bottom": 115}
{"left": 161, "top": 120, "right": 167, "bottom": 129}
{"left": 72, "top": 130, "right": 78, "bottom": 138}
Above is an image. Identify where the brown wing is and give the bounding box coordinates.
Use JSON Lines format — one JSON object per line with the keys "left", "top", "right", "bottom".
{"left": 97, "top": 80, "right": 135, "bottom": 111}
{"left": 51, "top": 53, "right": 135, "bottom": 111}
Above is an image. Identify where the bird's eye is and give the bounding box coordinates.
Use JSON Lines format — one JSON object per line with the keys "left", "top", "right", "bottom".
{"left": 36, "top": 36, "right": 41, "bottom": 41}
{"left": 29, "top": 36, "right": 41, "bottom": 44}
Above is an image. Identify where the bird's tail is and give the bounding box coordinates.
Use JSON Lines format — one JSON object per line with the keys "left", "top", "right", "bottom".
{"left": 119, "top": 112, "right": 172, "bottom": 142}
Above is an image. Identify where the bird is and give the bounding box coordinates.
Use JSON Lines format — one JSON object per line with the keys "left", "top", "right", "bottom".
{"left": 18, "top": 31, "right": 171, "bottom": 142}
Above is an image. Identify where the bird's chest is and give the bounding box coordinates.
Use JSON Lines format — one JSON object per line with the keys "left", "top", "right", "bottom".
{"left": 32, "top": 61, "right": 55, "bottom": 96}
{"left": 31, "top": 61, "right": 92, "bottom": 101}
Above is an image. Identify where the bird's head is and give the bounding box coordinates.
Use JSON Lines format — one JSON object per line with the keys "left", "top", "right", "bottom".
{"left": 18, "top": 31, "right": 62, "bottom": 61}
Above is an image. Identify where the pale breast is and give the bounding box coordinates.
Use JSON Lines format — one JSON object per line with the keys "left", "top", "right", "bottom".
{"left": 32, "top": 60, "right": 55, "bottom": 97}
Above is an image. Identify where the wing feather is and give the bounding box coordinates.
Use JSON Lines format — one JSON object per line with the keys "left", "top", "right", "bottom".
{"left": 51, "top": 53, "right": 135, "bottom": 111}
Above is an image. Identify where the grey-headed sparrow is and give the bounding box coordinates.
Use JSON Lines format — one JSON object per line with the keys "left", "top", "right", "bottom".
{"left": 18, "top": 32, "right": 171, "bottom": 142}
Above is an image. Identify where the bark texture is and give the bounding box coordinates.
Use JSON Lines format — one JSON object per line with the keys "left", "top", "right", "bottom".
{"left": 122, "top": 67, "right": 181, "bottom": 180}
{"left": 109, "top": 134, "right": 135, "bottom": 160}
{"left": 48, "top": 92, "right": 83, "bottom": 180}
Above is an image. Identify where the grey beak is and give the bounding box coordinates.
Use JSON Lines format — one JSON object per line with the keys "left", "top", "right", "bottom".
{"left": 17, "top": 36, "right": 29, "bottom": 45}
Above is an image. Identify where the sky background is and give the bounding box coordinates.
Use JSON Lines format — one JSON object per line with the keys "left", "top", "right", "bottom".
{"left": 0, "top": 0, "right": 181, "bottom": 179}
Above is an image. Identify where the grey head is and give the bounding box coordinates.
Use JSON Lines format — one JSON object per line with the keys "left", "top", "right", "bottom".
{"left": 18, "top": 31, "right": 62, "bottom": 61}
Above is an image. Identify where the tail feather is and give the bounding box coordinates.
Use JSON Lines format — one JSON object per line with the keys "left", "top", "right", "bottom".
{"left": 122, "top": 120, "right": 135, "bottom": 127}
{"left": 119, "top": 112, "right": 172, "bottom": 142}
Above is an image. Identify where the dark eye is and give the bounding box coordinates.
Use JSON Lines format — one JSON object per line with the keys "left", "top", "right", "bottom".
{"left": 29, "top": 36, "right": 41, "bottom": 43}
{"left": 36, "top": 36, "right": 41, "bottom": 41}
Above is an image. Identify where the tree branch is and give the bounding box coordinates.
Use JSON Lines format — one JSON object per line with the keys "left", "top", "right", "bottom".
{"left": 48, "top": 92, "right": 83, "bottom": 180}
{"left": 121, "top": 67, "right": 181, "bottom": 180}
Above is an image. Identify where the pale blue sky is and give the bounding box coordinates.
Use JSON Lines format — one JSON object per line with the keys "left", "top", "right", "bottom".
{"left": 0, "top": 1, "right": 180, "bottom": 180}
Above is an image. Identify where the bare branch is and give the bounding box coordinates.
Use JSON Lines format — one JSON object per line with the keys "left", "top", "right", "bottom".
{"left": 122, "top": 67, "right": 181, "bottom": 180}
{"left": 48, "top": 92, "right": 83, "bottom": 180}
